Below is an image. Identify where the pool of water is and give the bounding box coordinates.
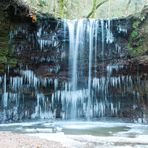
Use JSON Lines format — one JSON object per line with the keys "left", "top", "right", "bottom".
{"left": 0, "top": 121, "right": 148, "bottom": 147}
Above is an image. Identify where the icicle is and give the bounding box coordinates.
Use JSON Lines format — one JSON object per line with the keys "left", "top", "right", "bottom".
{"left": 2, "top": 74, "right": 8, "bottom": 108}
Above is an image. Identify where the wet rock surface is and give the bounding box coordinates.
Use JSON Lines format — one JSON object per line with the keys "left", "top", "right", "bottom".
{"left": 0, "top": 8, "right": 148, "bottom": 123}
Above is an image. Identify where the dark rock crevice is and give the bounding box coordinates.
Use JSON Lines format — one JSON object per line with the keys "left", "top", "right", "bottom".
{"left": 0, "top": 0, "right": 31, "bottom": 20}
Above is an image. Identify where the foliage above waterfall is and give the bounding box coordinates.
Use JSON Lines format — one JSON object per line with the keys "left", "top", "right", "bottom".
{"left": 0, "top": 0, "right": 147, "bottom": 19}
{"left": 23, "top": 0, "right": 147, "bottom": 19}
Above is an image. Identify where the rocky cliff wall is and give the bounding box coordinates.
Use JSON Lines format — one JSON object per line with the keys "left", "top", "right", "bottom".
{"left": 0, "top": 1, "right": 148, "bottom": 123}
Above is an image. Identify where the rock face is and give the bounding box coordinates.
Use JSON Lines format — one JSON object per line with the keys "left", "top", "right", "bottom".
{"left": 0, "top": 6, "right": 148, "bottom": 123}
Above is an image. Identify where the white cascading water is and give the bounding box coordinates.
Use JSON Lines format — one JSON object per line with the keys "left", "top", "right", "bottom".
{"left": 61, "top": 19, "right": 120, "bottom": 119}
{"left": 87, "top": 20, "right": 96, "bottom": 119}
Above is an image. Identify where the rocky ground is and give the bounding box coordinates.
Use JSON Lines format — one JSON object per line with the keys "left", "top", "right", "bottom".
{"left": 0, "top": 132, "right": 65, "bottom": 148}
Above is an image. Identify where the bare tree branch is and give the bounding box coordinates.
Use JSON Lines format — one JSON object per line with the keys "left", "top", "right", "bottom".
{"left": 87, "top": 0, "right": 109, "bottom": 18}
{"left": 126, "top": 0, "right": 132, "bottom": 10}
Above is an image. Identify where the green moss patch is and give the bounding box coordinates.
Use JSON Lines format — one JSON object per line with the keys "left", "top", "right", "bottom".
{"left": 0, "top": 10, "right": 17, "bottom": 72}
{"left": 128, "top": 12, "right": 148, "bottom": 57}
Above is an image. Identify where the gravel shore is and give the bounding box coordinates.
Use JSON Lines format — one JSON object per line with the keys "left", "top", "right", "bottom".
{"left": 0, "top": 132, "right": 65, "bottom": 148}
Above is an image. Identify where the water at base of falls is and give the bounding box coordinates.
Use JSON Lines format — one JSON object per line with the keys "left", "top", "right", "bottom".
{"left": 0, "top": 18, "right": 147, "bottom": 122}
{"left": 1, "top": 121, "right": 148, "bottom": 148}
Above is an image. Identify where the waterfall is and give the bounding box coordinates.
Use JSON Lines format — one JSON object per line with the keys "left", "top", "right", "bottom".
{"left": 66, "top": 19, "right": 98, "bottom": 119}
{"left": 64, "top": 19, "right": 121, "bottom": 119}
{"left": 0, "top": 17, "right": 147, "bottom": 123}
{"left": 87, "top": 20, "right": 96, "bottom": 119}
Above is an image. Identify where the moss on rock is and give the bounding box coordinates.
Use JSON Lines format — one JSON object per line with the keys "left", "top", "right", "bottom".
{"left": 128, "top": 6, "right": 148, "bottom": 57}
{"left": 0, "top": 10, "right": 17, "bottom": 72}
